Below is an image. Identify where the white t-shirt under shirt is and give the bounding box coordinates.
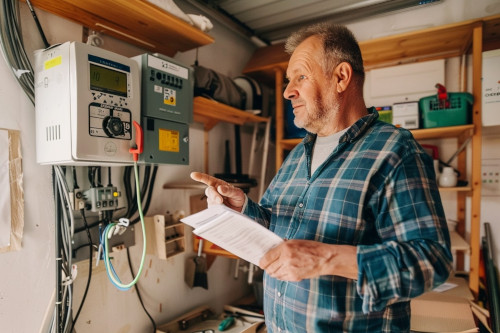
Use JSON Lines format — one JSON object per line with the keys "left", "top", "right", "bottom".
{"left": 311, "top": 129, "right": 348, "bottom": 174}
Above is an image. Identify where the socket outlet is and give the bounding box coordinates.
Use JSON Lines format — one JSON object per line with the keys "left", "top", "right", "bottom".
{"left": 482, "top": 158, "right": 500, "bottom": 196}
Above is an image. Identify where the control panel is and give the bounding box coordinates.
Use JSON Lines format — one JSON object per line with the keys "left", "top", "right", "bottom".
{"left": 133, "top": 53, "right": 193, "bottom": 165}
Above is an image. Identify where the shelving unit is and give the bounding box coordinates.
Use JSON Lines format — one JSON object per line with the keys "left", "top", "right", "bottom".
{"left": 24, "top": 0, "right": 214, "bottom": 56}
{"left": 243, "top": 14, "right": 500, "bottom": 294}
{"left": 193, "top": 96, "right": 271, "bottom": 192}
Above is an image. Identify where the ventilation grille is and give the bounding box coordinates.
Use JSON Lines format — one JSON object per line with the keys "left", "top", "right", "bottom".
{"left": 46, "top": 124, "right": 61, "bottom": 142}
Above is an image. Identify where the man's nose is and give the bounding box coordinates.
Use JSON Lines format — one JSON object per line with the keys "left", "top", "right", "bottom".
{"left": 283, "top": 83, "right": 296, "bottom": 100}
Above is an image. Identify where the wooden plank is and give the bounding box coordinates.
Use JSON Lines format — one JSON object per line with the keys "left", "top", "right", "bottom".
{"left": 468, "top": 23, "right": 483, "bottom": 294}
{"left": 193, "top": 97, "right": 268, "bottom": 127}
{"left": 359, "top": 19, "right": 477, "bottom": 70}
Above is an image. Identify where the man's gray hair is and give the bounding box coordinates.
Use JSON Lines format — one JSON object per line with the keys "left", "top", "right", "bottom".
{"left": 285, "top": 22, "right": 365, "bottom": 81}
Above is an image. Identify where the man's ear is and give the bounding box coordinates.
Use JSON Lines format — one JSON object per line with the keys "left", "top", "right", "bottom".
{"left": 333, "top": 62, "right": 353, "bottom": 93}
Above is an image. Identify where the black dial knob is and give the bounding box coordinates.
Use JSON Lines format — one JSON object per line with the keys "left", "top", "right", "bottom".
{"left": 103, "top": 116, "right": 124, "bottom": 137}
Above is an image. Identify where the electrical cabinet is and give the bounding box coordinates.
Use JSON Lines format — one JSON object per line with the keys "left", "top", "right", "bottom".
{"left": 243, "top": 14, "right": 500, "bottom": 294}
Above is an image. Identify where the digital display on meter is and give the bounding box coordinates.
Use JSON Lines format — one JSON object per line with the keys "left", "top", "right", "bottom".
{"left": 89, "top": 63, "right": 127, "bottom": 97}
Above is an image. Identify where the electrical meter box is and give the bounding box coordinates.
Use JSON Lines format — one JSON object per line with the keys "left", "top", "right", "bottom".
{"left": 34, "top": 42, "right": 140, "bottom": 165}
{"left": 133, "top": 53, "right": 193, "bottom": 165}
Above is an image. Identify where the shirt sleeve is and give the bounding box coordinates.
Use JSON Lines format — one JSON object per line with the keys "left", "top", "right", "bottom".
{"left": 244, "top": 194, "right": 272, "bottom": 228}
{"left": 356, "top": 148, "right": 453, "bottom": 313}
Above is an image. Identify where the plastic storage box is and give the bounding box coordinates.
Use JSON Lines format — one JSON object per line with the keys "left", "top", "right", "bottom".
{"left": 419, "top": 92, "right": 473, "bottom": 128}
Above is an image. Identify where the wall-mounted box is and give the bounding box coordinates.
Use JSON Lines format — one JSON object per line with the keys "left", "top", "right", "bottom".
{"left": 144, "top": 214, "right": 185, "bottom": 259}
{"left": 392, "top": 102, "right": 419, "bottom": 129}
{"left": 367, "top": 59, "right": 444, "bottom": 107}
{"left": 482, "top": 49, "right": 500, "bottom": 127}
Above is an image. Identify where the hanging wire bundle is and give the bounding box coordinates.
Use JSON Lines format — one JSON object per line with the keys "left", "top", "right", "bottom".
{"left": 0, "top": 0, "right": 37, "bottom": 105}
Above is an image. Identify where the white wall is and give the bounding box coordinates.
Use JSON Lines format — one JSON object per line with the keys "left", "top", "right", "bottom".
{"left": 0, "top": 1, "right": 499, "bottom": 332}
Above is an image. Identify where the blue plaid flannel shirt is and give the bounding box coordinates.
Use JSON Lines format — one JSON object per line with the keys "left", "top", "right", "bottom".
{"left": 244, "top": 108, "right": 452, "bottom": 332}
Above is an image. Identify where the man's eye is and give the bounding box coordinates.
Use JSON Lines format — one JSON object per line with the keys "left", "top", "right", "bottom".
{"left": 298, "top": 75, "right": 306, "bottom": 81}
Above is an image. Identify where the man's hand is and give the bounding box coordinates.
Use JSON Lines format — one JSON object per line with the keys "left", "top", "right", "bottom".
{"left": 190, "top": 172, "right": 246, "bottom": 212}
{"left": 259, "top": 239, "right": 358, "bottom": 281}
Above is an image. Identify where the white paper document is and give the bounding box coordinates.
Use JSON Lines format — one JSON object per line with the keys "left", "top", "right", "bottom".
{"left": 181, "top": 204, "right": 283, "bottom": 266}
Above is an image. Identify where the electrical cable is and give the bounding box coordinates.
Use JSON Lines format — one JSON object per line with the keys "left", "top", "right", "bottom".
{"left": 53, "top": 167, "right": 63, "bottom": 333}
{"left": 131, "top": 165, "right": 158, "bottom": 224}
{"left": 126, "top": 247, "right": 157, "bottom": 333}
{"left": 54, "top": 165, "right": 74, "bottom": 333}
{"left": 107, "top": 167, "right": 112, "bottom": 187}
{"left": 25, "top": 0, "right": 49, "bottom": 48}
{"left": 50, "top": 165, "right": 76, "bottom": 333}
{"left": 123, "top": 166, "right": 133, "bottom": 217}
{"left": 70, "top": 209, "right": 93, "bottom": 332}
{"left": 72, "top": 166, "right": 79, "bottom": 189}
{"left": 102, "top": 161, "right": 147, "bottom": 290}
{"left": 130, "top": 165, "right": 151, "bottom": 217}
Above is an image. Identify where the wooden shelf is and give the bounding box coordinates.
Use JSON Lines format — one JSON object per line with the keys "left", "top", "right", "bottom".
{"left": 450, "top": 231, "right": 470, "bottom": 253}
{"left": 243, "top": 14, "right": 500, "bottom": 82}
{"left": 280, "top": 124, "right": 475, "bottom": 151}
{"left": 411, "top": 124, "right": 474, "bottom": 140}
{"left": 439, "top": 186, "right": 472, "bottom": 193}
{"left": 25, "top": 0, "right": 214, "bottom": 56}
{"left": 193, "top": 96, "right": 269, "bottom": 130}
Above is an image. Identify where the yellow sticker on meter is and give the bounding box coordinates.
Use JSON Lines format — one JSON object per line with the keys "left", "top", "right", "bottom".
{"left": 159, "top": 128, "right": 180, "bottom": 152}
{"left": 44, "top": 56, "right": 62, "bottom": 70}
{"left": 164, "top": 88, "right": 176, "bottom": 106}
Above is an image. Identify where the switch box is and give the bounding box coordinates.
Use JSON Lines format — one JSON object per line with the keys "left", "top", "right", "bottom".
{"left": 84, "top": 186, "right": 121, "bottom": 212}
{"left": 482, "top": 158, "right": 500, "bottom": 196}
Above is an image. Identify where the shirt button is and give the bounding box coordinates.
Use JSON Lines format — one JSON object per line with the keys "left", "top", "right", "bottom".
{"left": 278, "top": 328, "right": 282, "bottom": 332}
{"left": 278, "top": 291, "right": 282, "bottom": 297}
{"left": 298, "top": 203, "right": 303, "bottom": 208}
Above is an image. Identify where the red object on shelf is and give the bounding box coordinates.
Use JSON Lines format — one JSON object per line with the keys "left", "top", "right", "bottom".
{"left": 435, "top": 83, "right": 450, "bottom": 109}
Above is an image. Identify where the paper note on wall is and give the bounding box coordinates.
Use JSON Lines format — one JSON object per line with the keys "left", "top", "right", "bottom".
{"left": 0, "top": 129, "right": 11, "bottom": 247}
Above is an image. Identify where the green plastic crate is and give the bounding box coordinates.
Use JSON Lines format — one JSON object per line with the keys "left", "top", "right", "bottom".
{"left": 419, "top": 92, "right": 473, "bottom": 128}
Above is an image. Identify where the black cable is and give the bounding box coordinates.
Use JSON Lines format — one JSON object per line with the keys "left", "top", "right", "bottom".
{"left": 88, "top": 167, "right": 95, "bottom": 188}
{"left": 123, "top": 166, "right": 133, "bottom": 217}
{"left": 127, "top": 165, "right": 151, "bottom": 219}
{"left": 108, "top": 167, "right": 112, "bottom": 187}
{"left": 126, "top": 247, "right": 156, "bottom": 333}
{"left": 71, "top": 209, "right": 93, "bottom": 332}
{"left": 72, "top": 166, "right": 79, "bottom": 189}
{"left": 134, "top": 165, "right": 151, "bottom": 215}
{"left": 97, "top": 166, "right": 102, "bottom": 187}
{"left": 25, "top": 0, "right": 50, "bottom": 48}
